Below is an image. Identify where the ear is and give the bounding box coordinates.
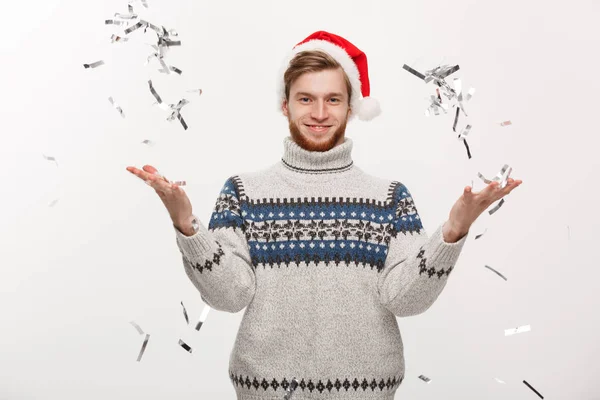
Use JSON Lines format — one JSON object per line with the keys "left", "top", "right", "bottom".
{"left": 282, "top": 100, "right": 288, "bottom": 116}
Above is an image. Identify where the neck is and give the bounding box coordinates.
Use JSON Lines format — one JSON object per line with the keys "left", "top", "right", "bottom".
{"left": 281, "top": 136, "right": 354, "bottom": 175}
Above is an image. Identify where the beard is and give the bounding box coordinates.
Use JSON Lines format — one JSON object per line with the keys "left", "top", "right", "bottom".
{"left": 288, "top": 115, "right": 348, "bottom": 152}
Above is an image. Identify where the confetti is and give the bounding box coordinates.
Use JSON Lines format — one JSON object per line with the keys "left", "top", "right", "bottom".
{"left": 137, "top": 333, "right": 150, "bottom": 361}
{"left": 494, "top": 378, "right": 506, "bottom": 384}
{"left": 418, "top": 375, "right": 431, "bottom": 383}
{"left": 458, "top": 124, "right": 472, "bottom": 159}
{"left": 484, "top": 265, "right": 507, "bottom": 281}
{"left": 195, "top": 305, "right": 211, "bottom": 331}
{"left": 110, "top": 34, "right": 129, "bottom": 43}
{"left": 108, "top": 96, "right": 125, "bottom": 118}
{"left": 181, "top": 301, "right": 189, "bottom": 324}
{"left": 523, "top": 380, "right": 544, "bottom": 399}
{"left": 186, "top": 89, "right": 203, "bottom": 96}
{"left": 505, "top": 325, "right": 531, "bottom": 336}
{"left": 402, "top": 64, "right": 426, "bottom": 80}
{"left": 283, "top": 378, "right": 299, "bottom": 400}
{"left": 148, "top": 80, "right": 190, "bottom": 130}
{"left": 475, "top": 229, "right": 487, "bottom": 240}
{"left": 488, "top": 198, "right": 505, "bottom": 215}
{"left": 129, "top": 320, "right": 144, "bottom": 335}
{"left": 178, "top": 339, "right": 192, "bottom": 353}
{"left": 105, "top": 19, "right": 126, "bottom": 26}
{"left": 500, "top": 120, "right": 512, "bottom": 127}
{"left": 42, "top": 154, "right": 58, "bottom": 167}
{"left": 141, "top": 139, "right": 155, "bottom": 146}
{"left": 48, "top": 199, "right": 59, "bottom": 207}
{"left": 478, "top": 164, "right": 513, "bottom": 189}
{"left": 83, "top": 60, "right": 104, "bottom": 69}
{"left": 452, "top": 107, "right": 460, "bottom": 132}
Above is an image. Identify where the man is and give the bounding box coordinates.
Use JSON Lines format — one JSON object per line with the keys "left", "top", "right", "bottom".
{"left": 127, "top": 31, "right": 522, "bottom": 399}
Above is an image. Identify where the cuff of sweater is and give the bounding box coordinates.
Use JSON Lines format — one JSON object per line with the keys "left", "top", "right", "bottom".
{"left": 174, "top": 215, "right": 214, "bottom": 259}
{"left": 427, "top": 223, "right": 469, "bottom": 264}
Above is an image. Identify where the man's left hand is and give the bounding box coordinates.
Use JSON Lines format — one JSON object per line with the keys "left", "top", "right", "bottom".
{"left": 443, "top": 178, "right": 523, "bottom": 243}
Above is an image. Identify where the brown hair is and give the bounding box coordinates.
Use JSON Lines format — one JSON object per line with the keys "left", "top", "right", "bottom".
{"left": 284, "top": 50, "right": 353, "bottom": 107}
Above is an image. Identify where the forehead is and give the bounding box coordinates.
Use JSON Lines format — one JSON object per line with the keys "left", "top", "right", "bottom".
{"left": 290, "top": 68, "right": 348, "bottom": 97}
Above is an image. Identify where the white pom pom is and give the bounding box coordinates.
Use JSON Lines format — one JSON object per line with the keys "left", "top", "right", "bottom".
{"left": 358, "top": 97, "right": 381, "bottom": 121}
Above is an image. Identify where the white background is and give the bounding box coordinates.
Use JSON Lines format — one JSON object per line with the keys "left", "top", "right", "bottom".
{"left": 1, "top": 0, "right": 599, "bottom": 399}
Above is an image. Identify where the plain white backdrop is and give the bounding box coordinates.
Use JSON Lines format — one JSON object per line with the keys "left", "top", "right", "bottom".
{"left": 1, "top": 0, "right": 599, "bottom": 399}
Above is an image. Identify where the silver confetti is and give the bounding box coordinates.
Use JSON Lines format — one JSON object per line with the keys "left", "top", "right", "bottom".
{"left": 108, "top": 96, "right": 125, "bottom": 118}
{"left": 83, "top": 60, "right": 104, "bottom": 69}
{"left": 505, "top": 324, "right": 531, "bottom": 336}
{"left": 283, "top": 378, "right": 299, "bottom": 399}
{"left": 523, "top": 380, "right": 544, "bottom": 399}
{"left": 494, "top": 378, "right": 506, "bottom": 384}
{"left": 148, "top": 80, "right": 190, "bottom": 130}
{"left": 105, "top": 19, "right": 126, "bottom": 26}
{"left": 42, "top": 154, "right": 58, "bottom": 167}
{"left": 110, "top": 34, "right": 129, "bottom": 43}
{"left": 488, "top": 198, "right": 505, "bottom": 215}
{"left": 478, "top": 164, "right": 513, "bottom": 189}
{"left": 186, "top": 89, "right": 203, "bottom": 96}
{"left": 130, "top": 320, "right": 144, "bottom": 335}
{"left": 418, "top": 375, "right": 431, "bottom": 383}
{"left": 500, "top": 120, "right": 512, "bottom": 127}
{"left": 484, "top": 265, "right": 507, "bottom": 281}
{"left": 137, "top": 333, "right": 150, "bottom": 361}
{"left": 475, "top": 228, "right": 487, "bottom": 240}
{"left": 181, "top": 301, "right": 189, "bottom": 324}
{"left": 178, "top": 339, "right": 192, "bottom": 353}
{"left": 141, "top": 139, "right": 155, "bottom": 146}
{"left": 195, "top": 305, "right": 211, "bottom": 331}
{"left": 48, "top": 199, "right": 59, "bottom": 207}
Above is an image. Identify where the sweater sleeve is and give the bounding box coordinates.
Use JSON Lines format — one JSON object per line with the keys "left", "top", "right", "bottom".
{"left": 173, "top": 176, "right": 255, "bottom": 313}
{"left": 376, "top": 182, "right": 468, "bottom": 317}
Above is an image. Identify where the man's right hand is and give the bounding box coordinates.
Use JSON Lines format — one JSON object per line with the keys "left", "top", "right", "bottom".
{"left": 126, "top": 164, "right": 195, "bottom": 235}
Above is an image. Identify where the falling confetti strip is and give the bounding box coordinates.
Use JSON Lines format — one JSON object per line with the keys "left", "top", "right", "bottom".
{"left": 108, "top": 96, "right": 125, "bottom": 118}
{"left": 83, "top": 60, "right": 105, "bottom": 69}
{"left": 488, "top": 198, "right": 505, "bottom": 215}
{"left": 130, "top": 321, "right": 150, "bottom": 362}
{"left": 148, "top": 80, "right": 190, "bottom": 130}
{"left": 141, "top": 139, "right": 155, "bottom": 146}
{"left": 418, "top": 375, "right": 431, "bottom": 383}
{"left": 494, "top": 378, "right": 506, "bottom": 384}
{"left": 42, "top": 154, "right": 58, "bottom": 167}
{"left": 523, "top": 380, "right": 544, "bottom": 399}
{"left": 195, "top": 305, "right": 211, "bottom": 331}
{"left": 484, "top": 265, "right": 507, "bottom": 281}
{"left": 475, "top": 229, "right": 487, "bottom": 240}
{"left": 178, "top": 339, "right": 192, "bottom": 353}
{"left": 500, "top": 120, "right": 512, "bottom": 127}
{"left": 505, "top": 325, "right": 531, "bottom": 336}
{"left": 181, "top": 301, "right": 189, "bottom": 324}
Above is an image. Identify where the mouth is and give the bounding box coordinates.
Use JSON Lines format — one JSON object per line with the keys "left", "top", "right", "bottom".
{"left": 305, "top": 124, "right": 331, "bottom": 133}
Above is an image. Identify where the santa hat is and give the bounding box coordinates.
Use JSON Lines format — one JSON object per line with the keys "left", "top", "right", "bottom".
{"left": 276, "top": 31, "right": 381, "bottom": 122}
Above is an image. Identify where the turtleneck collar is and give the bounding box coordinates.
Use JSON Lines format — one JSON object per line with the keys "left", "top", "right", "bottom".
{"left": 281, "top": 136, "right": 354, "bottom": 175}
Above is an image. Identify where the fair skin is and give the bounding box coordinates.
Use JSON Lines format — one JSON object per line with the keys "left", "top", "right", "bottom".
{"left": 126, "top": 67, "right": 523, "bottom": 241}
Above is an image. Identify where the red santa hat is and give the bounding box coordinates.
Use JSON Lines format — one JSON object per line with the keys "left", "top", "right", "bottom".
{"left": 277, "top": 31, "right": 381, "bottom": 122}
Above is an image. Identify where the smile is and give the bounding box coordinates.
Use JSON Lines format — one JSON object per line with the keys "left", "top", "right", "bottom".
{"left": 305, "top": 125, "right": 331, "bottom": 132}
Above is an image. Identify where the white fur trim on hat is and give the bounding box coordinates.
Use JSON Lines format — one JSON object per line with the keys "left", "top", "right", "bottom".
{"left": 276, "top": 39, "right": 363, "bottom": 122}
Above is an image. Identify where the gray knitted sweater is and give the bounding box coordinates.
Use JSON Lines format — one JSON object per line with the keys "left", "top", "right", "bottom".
{"left": 174, "top": 136, "right": 468, "bottom": 399}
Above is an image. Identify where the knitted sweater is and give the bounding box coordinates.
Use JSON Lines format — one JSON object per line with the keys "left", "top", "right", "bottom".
{"left": 173, "top": 136, "right": 468, "bottom": 400}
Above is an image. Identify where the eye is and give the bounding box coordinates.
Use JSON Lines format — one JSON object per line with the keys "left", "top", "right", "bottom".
{"left": 300, "top": 98, "right": 309, "bottom": 102}
{"left": 330, "top": 98, "right": 339, "bottom": 103}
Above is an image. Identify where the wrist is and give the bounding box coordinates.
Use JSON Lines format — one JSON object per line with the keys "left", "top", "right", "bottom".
{"left": 443, "top": 221, "right": 468, "bottom": 243}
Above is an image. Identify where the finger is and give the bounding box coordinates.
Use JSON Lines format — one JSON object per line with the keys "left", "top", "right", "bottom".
{"left": 143, "top": 165, "right": 159, "bottom": 174}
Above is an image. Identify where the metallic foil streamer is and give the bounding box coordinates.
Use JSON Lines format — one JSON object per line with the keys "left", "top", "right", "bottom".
{"left": 187, "top": 89, "right": 203, "bottom": 96}
{"left": 83, "top": 60, "right": 104, "bottom": 69}
{"left": 458, "top": 125, "right": 472, "bottom": 159}
{"left": 148, "top": 80, "right": 163, "bottom": 104}
{"left": 137, "top": 333, "right": 150, "bottom": 362}
{"left": 475, "top": 228, "right": 487, "bottom": 240}
{"left": 488, "top": 198, "right": 505, "bottom": 215}
{"left": 124, "top": 20, "right": 145, "bottom": 34}
{"left": 500, "top": 120, "right": 512, "bottom": 126}
{"left": 42, "top": 154, "right": 58, "bottom": 167}
{"left": 484, "top": 265, "right": 507, "bottom": 281}
{"left": 114, "top": 12, "right": 138, "bottom": 19}
{"left": 181, "top": 301, "right": 189, "bottom": 324}
{"left": 195, "top": 305, "right": 211, "bottom": 331}
{"left": 105, "top": 19, "right": 126, "bottom": 26}
{"left": 452, "top": 107, "right": 460, "bottom": 132}
{"left": 478, "top": 164, "right": 513, "bottom": 189}
{"left": 108, "top": 96, "right": 125, "bottom": 118}
{"left": 110, "top": 34, "right": 129, "bottom": 43}
{"left": 505, "top": 325, "right": 531, "bottom": 336}
{"left": 283, "top": 378, "right": 299, "bottom": 399}
{"left": 402, "top": 64, "right": 426, "bottom": 80}
{"left": 178, "top": 339, "right": 192, "bottom": 353}
{"left": 418, "top": 375, "right": 431, "bottom": 383}
{"left": 494, "top": 378, "right": 506, "bottom": 384}
{"left": 169, "top": 66, "right": 182, "bottom": 75}
{"left": 141, "top": 139, "right": 155, "bottom": 146}
{"left": 130, "top": 321, "right": 144, "bottom": 335}
{"left": 523, "top": 380, "right": 544, "bottom": 399}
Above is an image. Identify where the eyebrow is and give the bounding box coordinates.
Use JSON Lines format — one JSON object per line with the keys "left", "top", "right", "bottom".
{"left": 295, "top": 92, "right": 345, "bottom": 98}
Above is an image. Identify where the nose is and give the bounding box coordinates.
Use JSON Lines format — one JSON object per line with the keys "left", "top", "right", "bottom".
{"left": 310, "top": 100, "right": 329, "bottom": 120}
